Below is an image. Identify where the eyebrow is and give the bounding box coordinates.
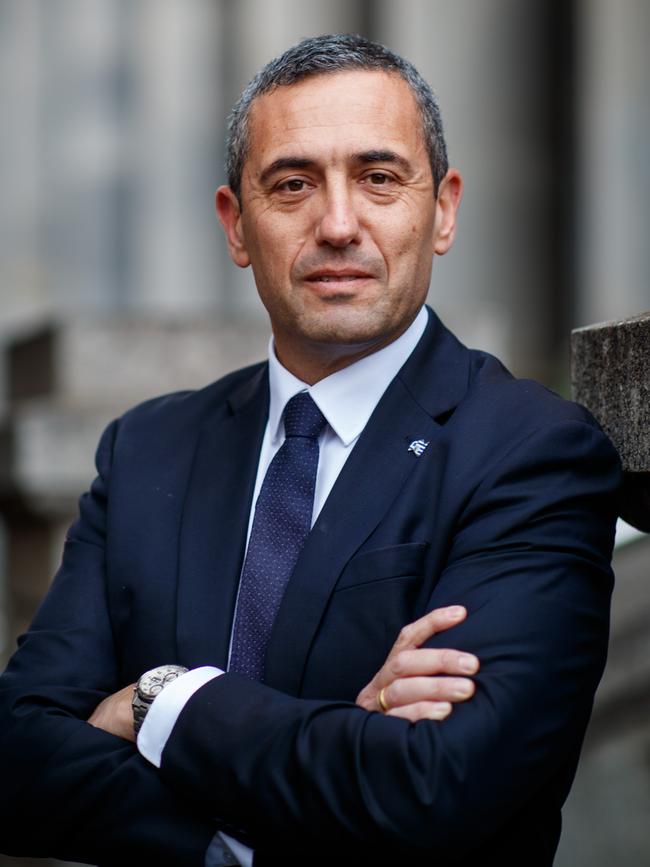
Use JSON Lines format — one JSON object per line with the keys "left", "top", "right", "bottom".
{"left": 259, "top": 157, "right": 316, "bottom": 186}
{"left": 258, "top": 149, "right": 412, "bottom": 186}
{"left": 351, "top": 150, "right": 412, "bottom": 173}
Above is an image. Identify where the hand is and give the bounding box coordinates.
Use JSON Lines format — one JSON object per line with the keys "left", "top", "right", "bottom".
{"left": 356, "top": 605, "right": 479, "bottom": 722}
{"left": 87, "top": 683, "right": 137, "bottom": 742}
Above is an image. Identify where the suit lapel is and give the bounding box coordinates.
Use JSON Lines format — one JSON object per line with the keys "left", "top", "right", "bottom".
{"left": 176, "top": 367, "right": 269, "bottom": 668}
{"left": 265, "top": 309, "right": 472, "bottom": 694}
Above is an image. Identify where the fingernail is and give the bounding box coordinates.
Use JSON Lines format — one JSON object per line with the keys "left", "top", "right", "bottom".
{"left": 431, "top": 702, "right": 452, "bottom": 720}
{"left": 452, "top": 681, "right": 473, "bottom": 698}
{"left": 459, "top": 654, "right": 478, "bottom": 673}
{"left": 445, "top": 606, "right": 465, "bottom": 619}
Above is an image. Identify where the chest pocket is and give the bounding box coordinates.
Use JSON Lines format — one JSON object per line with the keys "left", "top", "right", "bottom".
{"left": 335, "top": 541, "right": 429, "bottom": 591}
{"left": 301, "top": 542, "right": 430, "bottom": 700}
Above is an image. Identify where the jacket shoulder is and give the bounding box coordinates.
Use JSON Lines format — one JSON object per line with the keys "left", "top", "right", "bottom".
{"left": 465, "top": 348, "right": 599, "bottom": 431}
{"left": 116, "top": 360, "right": 267, "bottom": 435}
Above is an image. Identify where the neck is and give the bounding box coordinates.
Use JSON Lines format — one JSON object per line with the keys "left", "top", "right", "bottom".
{"left": 273, "top": 331, "right": 408, "bottom": 385}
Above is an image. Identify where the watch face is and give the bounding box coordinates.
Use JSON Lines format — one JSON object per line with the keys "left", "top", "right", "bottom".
{"left": 139, "top": 665, "right": 187, "bottom": 699}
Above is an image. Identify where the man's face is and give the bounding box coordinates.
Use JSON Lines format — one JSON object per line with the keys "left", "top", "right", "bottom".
{"left": 217, "top": 70, "right": 462, "bottom": 381}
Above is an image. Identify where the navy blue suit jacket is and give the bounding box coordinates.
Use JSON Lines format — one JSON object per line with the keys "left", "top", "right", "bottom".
{"left": 0, "top": 309, "right": 620, "bottom": 866}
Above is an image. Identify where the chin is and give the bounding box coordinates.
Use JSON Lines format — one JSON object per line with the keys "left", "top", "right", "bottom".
{"left": 297, "top": 306, "right": 404, "bottom": 348}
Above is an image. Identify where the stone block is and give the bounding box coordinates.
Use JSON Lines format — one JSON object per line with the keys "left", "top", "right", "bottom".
{"left": 6, "top": 317, "right": 269, "bottom": 410}
{"left": 571, "top": 313, "right": 650, "bottom": 531}
{"left": 571, "top": 312, "right": 650, "bottom": 471}
{"left": 0, "top": 403, "right": 114, "bottom": 514}
{"left": 0, "top": 317, "right": 269, "bottom": 510}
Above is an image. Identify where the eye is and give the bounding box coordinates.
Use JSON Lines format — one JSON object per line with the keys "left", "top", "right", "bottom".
{"left": 368, "top": 172, "right": 390, "bottom": 185}
{"left": 278, "top": 178, "right": 307, "bottom": 193}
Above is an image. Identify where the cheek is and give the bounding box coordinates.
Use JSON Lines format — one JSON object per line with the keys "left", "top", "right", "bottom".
{"left": 380, "top": 224, "right": 434, "bottom": 291}
{"left": 387, "top": 227, "right": 423, "bottom": 263}
{"left": 249, "top": 251, "right": 285, "bottom": 297}
{"left": 252, "top": 217, "right": 305, "bottom": 268}
{"left": 246, "top": 229, "right": 289, "bottom": 278}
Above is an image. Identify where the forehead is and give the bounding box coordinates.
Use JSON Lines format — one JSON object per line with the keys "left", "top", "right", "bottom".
{"left": 245, "top": 70, "right": 426, "bottom": 167}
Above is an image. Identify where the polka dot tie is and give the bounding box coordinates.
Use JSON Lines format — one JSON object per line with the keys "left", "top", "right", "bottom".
{"left": 229, "top": 392, "right": 327, "bottom": 681}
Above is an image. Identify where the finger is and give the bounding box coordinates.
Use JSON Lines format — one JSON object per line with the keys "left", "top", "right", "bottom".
{"left": 392, "top": 606, "right": 467, "bottom": 652}
{"left": 389, "top": 647, "right": 480, "bottom": 679}
{"left": 386, "top": 701, "right": 452, "bottom": 722}
{"left": 384, "top": 676, "right": 475, "bottom": 708}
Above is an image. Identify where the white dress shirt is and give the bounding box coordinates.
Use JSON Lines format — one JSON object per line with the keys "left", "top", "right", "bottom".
{"left": 137, "top": 306, "right": 428, "bottom": 865}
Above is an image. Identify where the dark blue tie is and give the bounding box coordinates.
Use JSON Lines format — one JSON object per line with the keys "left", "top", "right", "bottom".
{"left": 229, "top": 392, "right": 327, "bottom": 681}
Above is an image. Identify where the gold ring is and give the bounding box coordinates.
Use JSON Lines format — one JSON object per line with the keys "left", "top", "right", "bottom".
{"left": 377, "top": 686, "right": 390, "bottom": 713}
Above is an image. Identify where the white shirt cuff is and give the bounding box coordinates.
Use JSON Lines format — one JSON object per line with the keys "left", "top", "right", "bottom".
{"left": 220, "top": 832, "right": 253, "bottom": 867}
{"left": 137, "top": 665, "right": 223, "bottom": 768}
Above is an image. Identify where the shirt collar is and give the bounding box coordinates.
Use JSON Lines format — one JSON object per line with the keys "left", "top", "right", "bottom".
{"left": 267, "top": 306, "right": 428, "bottom": 447}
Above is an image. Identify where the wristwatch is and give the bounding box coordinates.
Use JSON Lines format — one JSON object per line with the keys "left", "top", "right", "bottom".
{"left": 132, "top": 664, "right": 189, "bottom": 735}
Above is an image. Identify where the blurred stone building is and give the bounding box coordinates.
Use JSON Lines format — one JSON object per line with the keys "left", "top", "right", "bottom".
{"left": 0, "top": 1, "right": 648, "bottom": 865}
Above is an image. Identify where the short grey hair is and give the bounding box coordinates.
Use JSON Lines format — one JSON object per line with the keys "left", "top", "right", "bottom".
{"left": 225, "top": 33, "right": 449, "bottom": 202}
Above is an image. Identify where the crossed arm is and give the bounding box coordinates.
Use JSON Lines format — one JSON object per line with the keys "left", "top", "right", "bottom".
{"left": 86, "top": 607, "right": 479, "bottom": 867}
{"left": 88, "top": 605, "right": 480, "bottom": 740}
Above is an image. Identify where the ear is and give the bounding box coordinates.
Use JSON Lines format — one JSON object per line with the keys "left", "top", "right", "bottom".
{"left": 432, "top": 169, "right": 463, "bottom": 256}
{"left": 216, "top": 185, "right": 250, "bottom": 268}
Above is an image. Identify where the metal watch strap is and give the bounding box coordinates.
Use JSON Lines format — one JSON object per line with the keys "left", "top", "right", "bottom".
{"left": 132, "top": 664, "right": 188, "bottom": 735}
{"left": 132, "top": 692, "right": 151, "bottom": 735}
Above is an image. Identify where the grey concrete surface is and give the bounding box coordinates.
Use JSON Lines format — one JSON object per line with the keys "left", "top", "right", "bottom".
{"left": 571, "top": 312, "right": 650, "bottom": 472}
{"left": 571, "top": 312, "right": 650, "bottom": 531}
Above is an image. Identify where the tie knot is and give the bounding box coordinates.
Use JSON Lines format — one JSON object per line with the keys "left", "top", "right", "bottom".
{"left": 283, "top": 392, "right": 327, "bottom": 439}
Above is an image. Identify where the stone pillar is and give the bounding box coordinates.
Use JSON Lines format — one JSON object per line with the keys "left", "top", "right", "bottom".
{"left": 32, "top": 0, "right": 127, "bottom": 313}
{"left": 575, "top": 0, "right": 650, "bottom": 326}
{"left": 126, "top": 0, "right": 226, "bottom": 314}
{"left": 571, "top": 312, "right": 650, "bottom": 531}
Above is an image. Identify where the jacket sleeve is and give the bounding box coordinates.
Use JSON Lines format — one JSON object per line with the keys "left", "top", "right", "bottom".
{"left": 158, "top": 418, "right": 621, "bottom": 863}
{"left": 0, "top": 421, "right": 215, "bottom": 866}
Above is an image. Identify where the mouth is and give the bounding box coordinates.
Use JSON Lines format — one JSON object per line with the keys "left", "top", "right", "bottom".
{"left": 305, "top": 270, "right": 373, "bottom": 285}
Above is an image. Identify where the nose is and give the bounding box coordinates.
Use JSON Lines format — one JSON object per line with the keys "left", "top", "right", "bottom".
{"left": 314, "top": 183, "right": 361, "bottom": 248}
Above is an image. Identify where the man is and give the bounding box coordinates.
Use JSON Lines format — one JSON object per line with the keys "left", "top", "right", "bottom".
{"left": 0, "top": 34, "right": 620, "bottom": 867}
